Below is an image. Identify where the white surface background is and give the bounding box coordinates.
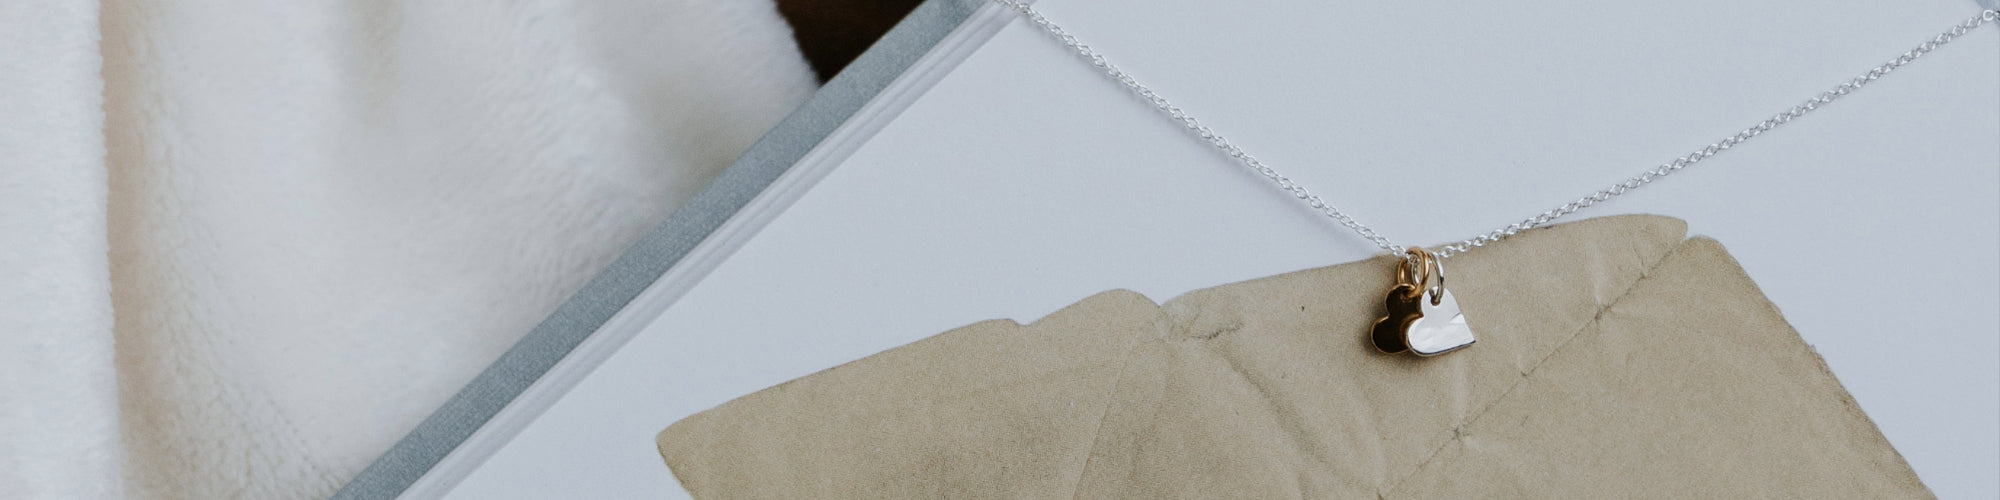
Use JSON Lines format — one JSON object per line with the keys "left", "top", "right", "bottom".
{"left": 444, "top": 0, "right": 2000, "bottom": 497}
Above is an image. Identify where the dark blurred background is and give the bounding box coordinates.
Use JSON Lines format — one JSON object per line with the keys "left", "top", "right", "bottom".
{"left": 777, "top": 0, "right": 926, "bottom": 81}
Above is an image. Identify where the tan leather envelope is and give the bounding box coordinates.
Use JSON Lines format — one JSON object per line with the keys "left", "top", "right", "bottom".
{"left": 657, "top": 215, "right": 1925, "bottom": 498}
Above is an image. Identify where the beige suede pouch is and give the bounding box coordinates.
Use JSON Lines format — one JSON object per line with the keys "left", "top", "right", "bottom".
{"left": 656, "top": 215, "right": 1926, "bottom": 498}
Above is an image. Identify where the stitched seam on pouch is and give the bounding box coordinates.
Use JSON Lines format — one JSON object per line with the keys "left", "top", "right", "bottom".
{"left": 1376, "top": 241, "right": 1683, "bottom": 498}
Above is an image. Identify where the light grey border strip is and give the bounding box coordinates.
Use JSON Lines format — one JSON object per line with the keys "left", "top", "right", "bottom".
{"left": 333, "top": 1, "right": 980, "bottom": 497}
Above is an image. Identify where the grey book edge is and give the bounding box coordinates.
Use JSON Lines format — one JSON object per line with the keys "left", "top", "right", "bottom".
{"left": 332, "top": 0, "right": 995, "bottom": 497}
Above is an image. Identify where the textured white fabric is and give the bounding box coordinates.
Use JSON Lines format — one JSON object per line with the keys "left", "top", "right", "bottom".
{"left": 2, "top": 0, "right": 816, "bottom": 498}
{"left": 0, "top": 2, "right": 120, "bottom": 499}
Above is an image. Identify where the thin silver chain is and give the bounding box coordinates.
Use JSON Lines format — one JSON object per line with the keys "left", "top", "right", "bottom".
{"left": 992, "top": 0, "right": 1999, "bottom": 259}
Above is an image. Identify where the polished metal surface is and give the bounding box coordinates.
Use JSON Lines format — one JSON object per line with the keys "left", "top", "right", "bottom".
{"left": 1372, "top": 247, "right": 1474, "bottom": 357}
{"left": 1371, "top": 284, "right": 1420, "bottom": 354}
{"left": 1407, "top": 289, "right": 1476, "bottom": 356}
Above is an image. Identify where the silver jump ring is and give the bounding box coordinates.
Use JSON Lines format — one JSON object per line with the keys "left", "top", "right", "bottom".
{"left": 1426, "top": 255, "right": 1447, "bottom": 305}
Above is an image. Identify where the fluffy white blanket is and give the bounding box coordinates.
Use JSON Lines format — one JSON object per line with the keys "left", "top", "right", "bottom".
{"left": 0, "top": 1, "right": 816, "bottom": 498}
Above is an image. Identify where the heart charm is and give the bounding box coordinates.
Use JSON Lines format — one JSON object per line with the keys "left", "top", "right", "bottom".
{"left": 1370, "top": 247, "right": 1477, "bottom": 358}
{"left": 1370, "top": 284, "right": 1422, "bottom": 353}
{"left": 1405, "top": 288, "right": 1475, "bottom": 356}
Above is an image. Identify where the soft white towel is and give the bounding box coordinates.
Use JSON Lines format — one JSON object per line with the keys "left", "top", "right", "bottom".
{"left": 1, "top": 2, "right": 120, "bottom": 498}
{"left": 4, "top": 0, "right": 816, "bottom": 498}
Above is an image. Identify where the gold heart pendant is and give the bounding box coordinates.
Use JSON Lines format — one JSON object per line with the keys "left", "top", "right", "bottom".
{"left": 1370, "top": 248, "right": 1476, "bottom": 357}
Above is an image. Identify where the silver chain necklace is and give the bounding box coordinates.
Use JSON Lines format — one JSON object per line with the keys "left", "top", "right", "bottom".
{"left": 992, "top": 0, "right": 1998, "bottom": 357}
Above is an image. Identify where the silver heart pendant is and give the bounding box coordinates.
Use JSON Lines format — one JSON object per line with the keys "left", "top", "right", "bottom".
{"left": 1405, "top": 288, "right": 1476, "bottom": 356}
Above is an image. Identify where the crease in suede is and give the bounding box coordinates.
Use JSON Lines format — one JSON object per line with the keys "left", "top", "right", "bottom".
{"left": 1059, "top": 317, "right": 1158, "bottom": 500}
{"left": 1036, "top": 217, "right": 1683, "bottom": 498}
{"left": 1376, "top": 235, "right": 1688, "bottom": 498}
